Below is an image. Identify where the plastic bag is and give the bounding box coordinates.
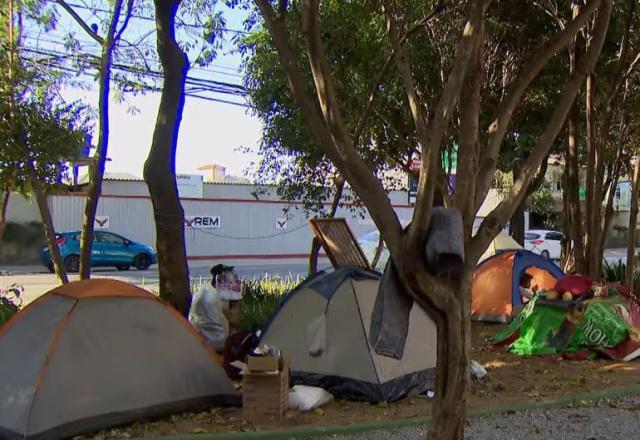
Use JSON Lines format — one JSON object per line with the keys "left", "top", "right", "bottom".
{"left": 188, "top": 286, "right": 229, "bottom": 352}
{"left": 288, "top": 385, "right": 333, "bottom": 411}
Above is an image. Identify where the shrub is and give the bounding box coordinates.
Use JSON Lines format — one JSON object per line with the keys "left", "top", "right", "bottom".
{"left": 236, "top": 275, "right": 301, "bottom": 332}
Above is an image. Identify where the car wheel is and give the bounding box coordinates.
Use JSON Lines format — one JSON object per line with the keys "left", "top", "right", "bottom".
{"left": 134, "top": 253, "right": 151, "bottom": 271}
{"left": 64, "top": 254, "right": 80, "bottom": 273}
{"left": 541, "top": 250, "right": 550, "bottom": 259}
{"left": 116, "top": 265, "right": 130, "bottom": 271}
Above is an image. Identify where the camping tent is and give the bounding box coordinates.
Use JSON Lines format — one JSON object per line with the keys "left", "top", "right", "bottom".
{"left": 472, "top": 250, "right": 564, "bottom": 323}
{"left": 0, "top": 279, "right": 239, "bottom": 440}
{"left": 260, "top": 267, "right": 437, "bottom": 402}
{"left": 478, "top": 232, "right": 522, "bottom": 263}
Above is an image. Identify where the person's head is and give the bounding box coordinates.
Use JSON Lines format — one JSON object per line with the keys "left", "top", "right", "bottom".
{"left": 210, "top": 264, "right": 234, "bottom": 287}
{"left": 520, "top": 273, "right": 533, "bottom": 289}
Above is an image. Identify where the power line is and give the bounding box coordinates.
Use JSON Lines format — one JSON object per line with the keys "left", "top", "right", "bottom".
{"left": 20, "top": 46, "right": 253, "bottom": 107}
{"left": 21, "top": 33, "right": 245, "bottom": 80}
{"left": 49, "top": 1, "right": 250, "bottom": 35}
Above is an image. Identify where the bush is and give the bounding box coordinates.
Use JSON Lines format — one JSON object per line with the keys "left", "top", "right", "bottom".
{"left": 602, "top": 259, "right": 640, "bottom": 295}
{"left": 236, "top": 275, "right": 301, "bottom": 332}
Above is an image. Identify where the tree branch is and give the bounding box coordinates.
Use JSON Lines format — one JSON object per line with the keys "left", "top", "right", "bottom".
{"left": 114, "top": 0, "right": 134, "bottom": 43}
{"left": 474, "top": 0, "right": 603, "bottom": 211}
{"left": 253, "top": 0, "right": 404, "bottom": 256}
{"left": 470, "top": 0, "right": 613, "bottom": 263}
{"left": 55, "top": 0, "right": 105, "bottom": 45}
{"left": 381, "top": 0, "right": 487, "bottom": 250}
{"left": 452, "top": 15, "right": 483, "bottom": 235}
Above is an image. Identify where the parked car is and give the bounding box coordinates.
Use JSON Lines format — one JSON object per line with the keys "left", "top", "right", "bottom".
{"left": 40, "top": 231, "right": 157, "bottom": 273}
{"left": 524, "top": 229, "right": 564, "bottom": 260}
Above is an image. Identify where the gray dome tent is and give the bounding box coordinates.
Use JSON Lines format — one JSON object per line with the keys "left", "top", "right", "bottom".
{"left": 0, "top": 279, "right": 239, "bottom": 440}
{"left": 260, "top": 267, "right": 437, "bottom": 402}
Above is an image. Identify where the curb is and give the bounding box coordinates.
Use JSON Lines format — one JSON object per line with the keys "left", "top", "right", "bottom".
{"left": 131, "top": 385, "right": 640, "bottom": 440}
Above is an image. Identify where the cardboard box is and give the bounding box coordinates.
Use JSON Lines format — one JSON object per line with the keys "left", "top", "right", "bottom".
{"left": 246, "top": 355, "right": 280, "bottom": 372}
{"left": 243, "top": 357, "right": 289, "bottom": 421}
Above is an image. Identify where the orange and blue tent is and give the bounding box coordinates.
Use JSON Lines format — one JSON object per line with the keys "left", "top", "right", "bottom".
{"left": 471, "top": 250, "right": 564, "bottom": 323}
{"left": 0, "top": 279, "right": 239, "bottom": 440}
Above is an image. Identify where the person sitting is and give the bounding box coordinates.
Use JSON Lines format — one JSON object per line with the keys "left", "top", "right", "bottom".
{"left": 188, "top": 264, "right": 233, "bottom": 353}
{"left": 519, "top": 273, "right": 538, "bottom": 301}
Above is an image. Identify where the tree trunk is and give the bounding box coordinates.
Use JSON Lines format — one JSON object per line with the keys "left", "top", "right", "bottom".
{"left": 30, "top": 178, "right": 68, "bottom": 283}
{"left": 509, "top": 199, "right": 526, "bottom": 245}
{"left": 143, "top": 0, "right": 190, "bottom": 315}
{"left": 626, "top": 158, "right": 640, "bottom": 292}
{"left": 419, "top": 269, "right": 472, "bottom": 440}
{"left": 565, "top": 109, "right": 587, "bottom": 273}
{"left": 79, "top": 0, "right": 125, "bottom": 279}
{"left": 308, "top": 237, "right": 322, "bottom": 275}
{"left": 308, "top": 177, "right": 344, "bottom": 275}
{"left": 0, "top": 190, "right": 9, "bottom": 242}
{"left": 584, "top": 73, "right": 596, "bottom": 275}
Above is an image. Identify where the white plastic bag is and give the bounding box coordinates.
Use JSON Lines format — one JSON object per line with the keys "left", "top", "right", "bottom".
{"left": 470, "top": 360, "right": 487, "bottom": 382}
{"left": 188, "top": 286, "right": 229, "bottom": 352}
{"left": 288, "top": 385, "right": 333, "bottom": 411}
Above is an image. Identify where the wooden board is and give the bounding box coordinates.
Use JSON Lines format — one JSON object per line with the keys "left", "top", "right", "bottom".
{"left": 309, "top": 218, "right": 371, "bottom": 270}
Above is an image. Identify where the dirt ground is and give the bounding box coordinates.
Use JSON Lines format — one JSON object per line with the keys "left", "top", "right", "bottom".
{"left": 79, "top": 322, "right": 640, "bottom": 439}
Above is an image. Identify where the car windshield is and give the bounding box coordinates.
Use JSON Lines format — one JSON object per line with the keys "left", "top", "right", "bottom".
{"left": 524, "top": 233, "right": 539, "bottom": 240}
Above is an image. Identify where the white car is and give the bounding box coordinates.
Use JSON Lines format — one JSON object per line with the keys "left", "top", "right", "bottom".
{"left": 524, "top": 229, "right": 564, "bottom": 260}
{"left": 358, "top": 228, "right": 522, "bottom": 271}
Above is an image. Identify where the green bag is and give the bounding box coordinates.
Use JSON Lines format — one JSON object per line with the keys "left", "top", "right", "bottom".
{"left": 567, "top": 298, "right": 630, "bottom": 351}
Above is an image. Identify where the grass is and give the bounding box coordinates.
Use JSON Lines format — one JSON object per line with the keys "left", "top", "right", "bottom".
{"left": 236, "top": 275, "right": 301, "bottom": 332}
{"left": 147, "top": 274, "right": 303, "bottom": 332}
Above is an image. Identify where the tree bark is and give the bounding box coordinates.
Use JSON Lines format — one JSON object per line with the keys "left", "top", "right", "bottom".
{"left": 0, "top": 190, "right": 9, "bottom": 242}
{"left": 143, "top": 0, "right": 191, "bottom": 315}
{"left": 565, "top": 109, "right": 587, "bottom": 273}
{"left": 29, "top": 174, "right": 68, "bottom": 283}
{"left": 510, "top": 199, "right": 526, "bottom": 245}
{"left": 307, "top": 237, "right": 322, "bottom": 275}
{"left": 77, "top": 0, "right": 127, "bottom": 279}
{"left": 627, "top": 157, "right": 640, "bottom": 292}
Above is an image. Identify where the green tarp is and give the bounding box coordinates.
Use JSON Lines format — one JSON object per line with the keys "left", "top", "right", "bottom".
{"left": 494, "top": 293, "right": 638, "bottom": 358}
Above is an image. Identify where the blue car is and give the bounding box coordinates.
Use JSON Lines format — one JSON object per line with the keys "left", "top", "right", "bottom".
{"left": 40, "top": 231, "right": 157, "bottom": 273}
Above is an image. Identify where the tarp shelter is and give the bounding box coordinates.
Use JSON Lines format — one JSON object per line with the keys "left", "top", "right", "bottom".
{"left": 0, "top": 279, "right": 239, "bottom": 440}
{"left": 493, "top": 286, "right": 640, "bottom": 361}
{"left": 472, "top": 250, "right": 564, "bottom": 323}
{"left": 260, "top": 267, "right": 437, "bottom": 402}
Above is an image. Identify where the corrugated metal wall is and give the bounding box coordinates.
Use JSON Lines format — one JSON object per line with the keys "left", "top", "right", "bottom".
{"left": 48, "top": 181, "right": 502, "bottom": 260}
{"left": 48, "top": 194, "right": 414, "bottom": 259}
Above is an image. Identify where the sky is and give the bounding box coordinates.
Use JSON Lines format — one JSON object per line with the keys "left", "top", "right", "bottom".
{"left": 63, "top": 88, "right": 262, "bottom": 179}
{"left": 40, "top": 2, "right": 263, "bottom": 180}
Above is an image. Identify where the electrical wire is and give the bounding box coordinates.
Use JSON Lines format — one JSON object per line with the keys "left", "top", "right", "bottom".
{"left": 47, "top": 0, "right": 250, "bottom": 35}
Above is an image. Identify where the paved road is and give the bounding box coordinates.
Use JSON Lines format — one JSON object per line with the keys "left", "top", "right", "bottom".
{"left": 0, "top": 248, "right": 631, "bottom": 305}
{"left": 0, "top": 260, "right": 332, "bottom": 305}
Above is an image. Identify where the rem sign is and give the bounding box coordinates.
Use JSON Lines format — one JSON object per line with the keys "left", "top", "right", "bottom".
{"left": 176, "top": 174, "right": 204, "bottom": 199}
{"left": 185, "top": 215, "right": 221, "bottom": 229}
